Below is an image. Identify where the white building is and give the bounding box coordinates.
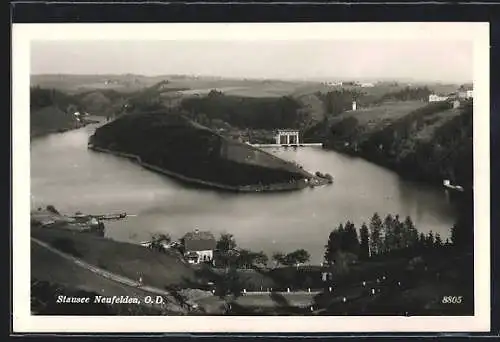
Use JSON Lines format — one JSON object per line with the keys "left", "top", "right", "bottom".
{"left": 275, "top": 129, "right": 300, "bottom": 145}
{"left": 360, "top": 82, "right": 375, "bottom": 88}
{"left": 458, "top": 90, "right": 473, "bottom": 99}
{"left": 182, "top": 229, "right": 216, "bottom": 264}
{"left": 428, "top": 94, "right": 449, "bottom": 102}
{"left": 324, "top": 81, "right": 343, "bottom": 86}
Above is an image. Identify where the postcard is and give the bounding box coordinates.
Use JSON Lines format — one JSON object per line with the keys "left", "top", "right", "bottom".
{"left": 12, "top": 22, "right": 490, "bottom": 333}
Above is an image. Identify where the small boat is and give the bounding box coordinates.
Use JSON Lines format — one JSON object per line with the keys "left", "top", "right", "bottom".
{"left": 443, "top": 179, "right": 464, "bottom": 192}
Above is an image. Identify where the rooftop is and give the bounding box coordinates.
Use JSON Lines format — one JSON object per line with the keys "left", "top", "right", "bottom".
{"left": 182, "top": 229, "right": 216, "bottom": 251}
{"left": 276, "top": 129, "right": 300, "bottom": 133}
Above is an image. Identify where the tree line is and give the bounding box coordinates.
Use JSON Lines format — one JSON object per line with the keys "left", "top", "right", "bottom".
{"left": 316, "top": 89, "right": 365, "bottom": 116}
{"left": 214, "top": 233, "right": 310, "bottom": 269}
{"left": 180, "top": 91, "right": 303, "bottom": 130}
{"left": 30, "top": 86, "right": 82, "bottom": 113}
{"left": 374, "top": 86, "right": 431, "bottom": 104}
{"left": 324, "top": 213, "right": 457, "bottom": 267}
{"left": 149, "top": 210, "right": 470, "bottom": 274}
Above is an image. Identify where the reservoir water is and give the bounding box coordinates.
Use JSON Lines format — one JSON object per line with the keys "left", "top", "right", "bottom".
{"left": 30, "top": 124, "right": 458, "bottom": 264}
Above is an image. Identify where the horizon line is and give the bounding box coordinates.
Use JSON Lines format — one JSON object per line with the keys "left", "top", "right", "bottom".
{"left": 30, "top": 73, "right": 472, "bottom": 85}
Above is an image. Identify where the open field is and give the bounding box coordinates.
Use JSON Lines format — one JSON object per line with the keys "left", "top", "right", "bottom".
{"left": 177, "top": 86, "right": 294, "bottom": 98}
{"left": 333, "top": 100, "right": 429, "bottom": 128}
{"left": 32, "top": 74, "right": 463, "bottom": 100}
{"left": 31, "top": 74, "right": 317, "bottom": 97}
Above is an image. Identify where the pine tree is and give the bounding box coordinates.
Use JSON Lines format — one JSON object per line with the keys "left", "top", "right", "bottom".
{"left": 324, "top": 231, "right": 335, "bottom": 264}
{"left": 340, "top": 222, "right": 350, "bottom": 252}
{"left": 403, "top": 216, "right": 419, "bottom": 247}
{"left": 450, "top": 224, "right": 458, "bottom": 246}
{"left": 359, "top": 223, "right": 370, "bottom": 259}
{"left": 337, "top": 223, "right": 345, "bottom": 250}
{"left": 393, "top": 215, "right": 404, "bottom": 249}
{"left": 344, "top": 221, "right": 360, "bottom": 256}
{"left": 324, "top": 224, "right": 343, "bottom": 264}
{"left": 383, "top": 214, "right": 395, "bottom": 253}
{"left": 426, "top": 231, "right": 435, "bottom": 248}
{"left": 434, "top": 233, "right": 443, "bottom": 248}
{"left": 369, "top": 213, "right": 383, "bottom": 256}
{"left": 418, "top": 232, "right": 426, "bottom": 250}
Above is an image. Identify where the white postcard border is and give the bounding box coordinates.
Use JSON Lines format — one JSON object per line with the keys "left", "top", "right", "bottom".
{"left": 12, "top": 22, "right": 490, "bottom": 333}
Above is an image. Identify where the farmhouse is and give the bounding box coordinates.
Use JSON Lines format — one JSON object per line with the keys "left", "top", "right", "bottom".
{"left": 182, "top": 229, "right": 216, "bottom": 264}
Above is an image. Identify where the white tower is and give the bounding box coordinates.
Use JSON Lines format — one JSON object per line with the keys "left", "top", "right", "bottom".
{"left": 352, "top": 101, "right": 357, "bottom": 111}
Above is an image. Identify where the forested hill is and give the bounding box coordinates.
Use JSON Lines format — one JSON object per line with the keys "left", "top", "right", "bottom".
{"left": 179, "top": 91, "right": 306, "bottom": 130}
{"left": 305, "top": 99, "right": 473, "bottom": 188}
{"left": 89, "top": 112, "right": 310, "bottom": 189}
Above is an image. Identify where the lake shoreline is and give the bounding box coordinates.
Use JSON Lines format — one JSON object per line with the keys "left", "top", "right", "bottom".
{"left": 31, "top": 118, "right": 102, "bottom": 141}
{"left": 321, "top": 142, "right": 471, "bottom": 195}
{"left": 88, "top": 145, "right": 329, "bottom": 193}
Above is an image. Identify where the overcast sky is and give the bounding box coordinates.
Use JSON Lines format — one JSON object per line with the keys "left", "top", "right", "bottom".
{"left": 31, "top": 40, "right": 473, "bottom": 83}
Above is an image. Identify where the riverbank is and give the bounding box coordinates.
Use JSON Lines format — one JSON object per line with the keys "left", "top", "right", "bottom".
{"left": 31, "top": 118, "right": 102, "bottom": 140}
{"left": 313, "top": 100, "right": 473, "bottom": 190}
{"left": 88, "top": 144, "right": 329, "bottom": 193}
{"left": 31, "top": 123, "right": 86, "bottom": 140}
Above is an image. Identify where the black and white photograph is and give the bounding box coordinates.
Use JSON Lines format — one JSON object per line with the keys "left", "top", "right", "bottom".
{"left": 12, "top": 23, "right": 490, "bottom": 332}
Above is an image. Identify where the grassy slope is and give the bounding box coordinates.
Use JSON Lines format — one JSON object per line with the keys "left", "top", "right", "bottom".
{"left": 333, "top": 101, "right": 428, "bottom": 128}
{"left": 32, "top": 226, "right": 199, "bottom": 290}
{"left": 302, "top": 101, "right": 428, "bottom": 143}
{"left": 31, "top": 240, "right": 187, "bottom": 314}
